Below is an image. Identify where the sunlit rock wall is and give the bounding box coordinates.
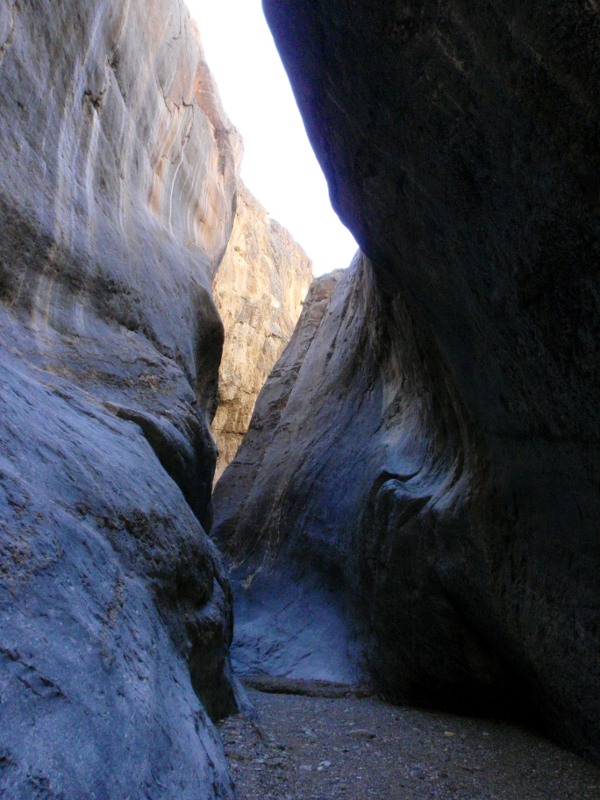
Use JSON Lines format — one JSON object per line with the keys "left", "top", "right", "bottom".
{"left": 0, "top": 0, "right": 241, "bottom": 796}
{"left": 212, "top": 183, "right": 312, "bottom": 481}
{"left": 214, "top": 0, "right": 600, "bottom": 763}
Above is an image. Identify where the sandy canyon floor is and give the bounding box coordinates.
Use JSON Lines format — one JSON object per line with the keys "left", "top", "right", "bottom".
{"left": 218, "top": 681, "right": 600, "bottom": 800}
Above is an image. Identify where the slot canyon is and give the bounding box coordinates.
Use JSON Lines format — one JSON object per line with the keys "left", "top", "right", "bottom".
{"left": 0, "top": 1, "right": 599, "bottom": 798}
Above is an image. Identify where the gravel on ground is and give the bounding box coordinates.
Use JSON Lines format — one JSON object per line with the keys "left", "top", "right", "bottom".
{"left": 217, "top": 680, "right": 600, "bottom": 800}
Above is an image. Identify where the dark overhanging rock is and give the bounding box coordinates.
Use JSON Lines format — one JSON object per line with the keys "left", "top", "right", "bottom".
{"left": 213, "top": 0, "right": 600, "bottom": 763}
{"left": 215, "top": 256, "right": 511, "bottom": 711}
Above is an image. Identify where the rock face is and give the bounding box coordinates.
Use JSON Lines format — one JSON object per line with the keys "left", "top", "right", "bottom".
{"left": 0, "top": 1, "right": 240, "bottom": 796}
{"left": 212, "top": 184, "right": 312, "bottom": 481}
{"left": 214, "top": 0, "right": 600, "bottom": 763}
{"left": 214, "top": 269, "right": 355, "bottom": 680}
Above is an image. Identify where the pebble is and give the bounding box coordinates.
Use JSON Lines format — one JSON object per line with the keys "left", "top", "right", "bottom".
{"left": 347, "top": 728, "right": 376, "bottom": 740}
{"left": 409, "top": 765, "right": 427, "bottom": 780}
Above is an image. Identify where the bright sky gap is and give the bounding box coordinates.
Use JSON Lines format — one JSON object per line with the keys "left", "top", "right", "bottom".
{"left": 185, "top": 0, "right": 358, "bottom": 276}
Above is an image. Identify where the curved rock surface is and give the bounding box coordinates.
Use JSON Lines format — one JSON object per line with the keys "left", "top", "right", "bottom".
{"left": 214, "top": 0, "right": 600, "bottom": 763}
{"left": 214, "top": 269, "right": 355, "bottom": 680}
{"left": 212, "top": 184, "right": 312, "bottom": 481}
{"left": 0, "top": 1, "right": 241, "bottom": 796}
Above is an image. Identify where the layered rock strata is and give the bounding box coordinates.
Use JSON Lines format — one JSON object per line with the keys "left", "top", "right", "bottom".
{"left": 214, "top": 0, "right": 600, "bottom": 763}
{"left": 212, "top": 184, "right": 312, "bottom": 481}
{"left": 0, "top": 1, "right": 240, "bottom": 796}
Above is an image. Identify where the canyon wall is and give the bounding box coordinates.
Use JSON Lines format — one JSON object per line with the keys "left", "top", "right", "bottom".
{"left": 214, "top": 268, "right": 353, "bottom": 680}
{"left": 212, "top": 184, "right": 312, "bottom": 481}
{"left": 0, "top": 1, "right": 240, "bottom": 796}
{"left": 214, "top": 0, "right": 600, "bottom": 762}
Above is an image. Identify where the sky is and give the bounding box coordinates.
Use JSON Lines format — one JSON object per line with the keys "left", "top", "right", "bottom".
{"left": 184, "top": 0, "right": 358, "bottom": 276}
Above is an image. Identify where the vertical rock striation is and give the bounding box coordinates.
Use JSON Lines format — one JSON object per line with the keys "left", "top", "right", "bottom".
{"left": 212, "top": 184, "right": 312, "bottom": 481}
{"left": 0, "top": 0, "right": 241, "bottom": 796}
{"left": 214, "top": 0, "right": 600, "bottom": 763}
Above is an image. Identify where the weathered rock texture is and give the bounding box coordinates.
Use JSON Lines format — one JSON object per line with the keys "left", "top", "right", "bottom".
{"left": 0, "top": 1, "right": 241, "bottom": 796}
{"left": 214, "top": 269, "right": 356, "bottom": 680}
{"left": 214, "top": 0, "right": 600, "bottom": 764}
{"left": 212, "top": 184, "right": 312, "bottom": 481}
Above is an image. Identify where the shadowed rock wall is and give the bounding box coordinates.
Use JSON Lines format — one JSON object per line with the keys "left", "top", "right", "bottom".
{"left": 214, "top": 268, "right": 359, "bottom": 680}
{"left": 212, "top": 183, "right": 312, "bottom": 481}
{"left": 0, "top": 0, "right": 241, "bottom": 796}
{"left": 214, "top": 0, "right": 600, "bottom": 763}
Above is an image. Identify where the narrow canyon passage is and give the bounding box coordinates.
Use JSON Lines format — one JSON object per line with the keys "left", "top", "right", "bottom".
{"left": 211, "top": 251, "right": 600, "bottom": 796}
{"left": 1, "top": 0, "right": 599, "bottom": 797}
{"left": 211, "top": 0, "right": 600, "bottom": 779}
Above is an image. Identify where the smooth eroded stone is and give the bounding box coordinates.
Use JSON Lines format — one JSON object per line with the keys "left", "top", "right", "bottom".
{"left": 0, "top": 0, "right": 242, "bottom": 796}
{"left": 217, "top": 0, "right": 600, "bottom": 763}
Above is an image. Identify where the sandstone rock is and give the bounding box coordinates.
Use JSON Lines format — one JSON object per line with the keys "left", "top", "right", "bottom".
{"left": 215, "top": 0, "right": 600, "bottom": 763}
{"left": 213, "top": 268, "right": 344, "bottom": 511}
{"left": 0, "top": 1, "right": 241, "bottom": 796}
{"left": 212, "top": 184, "right": 312, "bottom": 481}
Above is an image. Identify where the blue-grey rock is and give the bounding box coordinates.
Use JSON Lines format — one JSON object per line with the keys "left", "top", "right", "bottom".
{"left": 215, "top": 0, "right": 600, "bottom": 764}
{"left": 0, "top": 0, "right": 242, "bottom": 796}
